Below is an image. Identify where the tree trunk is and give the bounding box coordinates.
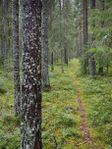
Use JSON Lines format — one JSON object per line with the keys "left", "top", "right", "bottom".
{"left": 83, "top": 0, "right": 88, "bottom": 46}
{"left": 98, "top": 0, "right": 105, "bottom": 75}
{"left": 64, "top": 47, "right": 68, "bottom": 65}
{"left": 12, "top": 0, "right": 20, "bottom": 115}
{"left": 89, "top": 57, "right": 96, "bottom": 78}
{"left": 41, "top": 0, "right": 50, "bottom": 88}
{"left": 82, "top": 0, "right": 88, "bottom": 75}
{"left": 61, "top": 50, "right": 64, "bottom": 73}
{"left": 59, "top": 0, "right": 64, "bottom": 73}
{"left": 21, "top": 1, "right": 42, "bottom": 149}
{"left": 98, "top": 66, "right": 104, "bottom": 76}
{"left": 51, "top": 51, "right": 54, "bottom": 71}
{"left": 89, "top": 0, "right": 96, "bottom": 78}
{"left": 63, "top": 0, "right": 68, "bottom": 65}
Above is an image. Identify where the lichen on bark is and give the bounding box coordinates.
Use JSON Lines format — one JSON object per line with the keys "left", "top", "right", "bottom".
{"left": 21, "top": 1, "right": 42, "bottom": 149}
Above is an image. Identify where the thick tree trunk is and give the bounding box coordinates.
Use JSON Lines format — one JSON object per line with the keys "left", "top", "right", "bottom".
{"left": 12, "top": 0, "right": 20, "bottom": 115}
{"left": 21, "top": 1, "right": 42, "bottom": 149}
{"left": 41, "top": 0, "right": 50, "bottom": 88}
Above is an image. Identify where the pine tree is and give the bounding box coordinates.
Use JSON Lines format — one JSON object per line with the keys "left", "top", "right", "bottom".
{"left": 89, "top": 0, "right": 96, "bottom": 78}
{"left": 82, "top": 0, "right": 88, "bottom": 75}
{"left": 21, "top": 0, "right": 42, "bottom": 148}
{"left": 41, "top": 0, "right": 50, "bottom": 89}
{"left": 12, "top": 0, "right": 20, "bottom": 115}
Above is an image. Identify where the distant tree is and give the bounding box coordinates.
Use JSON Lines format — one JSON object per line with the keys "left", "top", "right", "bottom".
{"left": 63, "top": 0, "right": 68, "bottom": 65}
{"left": 88, "top": 0, "right": 96, "bottom": 78}
{"left": 51, "top": 51, "right": 54, "bottom": 71}
{"left": 59, "top": 0, "right": 64, "bottom": 73}
{"left": 82, "top": 0, "right": 88, "bottom": 75}
{"left": 83, "top": 0, "right": 88, "bottom": 47}
{"left": 21, "top": 0, "right": 42, "bottom": 148}
{"left": 98, "top": 0, "right": 105, "bottom": 75}
{"left": 41, "top": 0, "right": 50, "bottom": 89}
{"left": 12, "top": 0, "right": 20, "bottom": 115}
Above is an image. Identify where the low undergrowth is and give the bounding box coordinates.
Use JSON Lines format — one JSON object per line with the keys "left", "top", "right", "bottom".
{"left": 0, "top": 60, "right": 111, "bottom": 149}
{"left": 42, "top": 67, "right": 82, "bottom": 148}
{"left": 77, "top": 71, "right": 112, "bottom": 148}
{"left": 0, "top": 65, "right": 82, "bottom": 149}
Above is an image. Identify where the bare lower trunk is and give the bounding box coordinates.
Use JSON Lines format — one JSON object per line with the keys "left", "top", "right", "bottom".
{"left": 89, "top": 0, "right": 96, "bottom": 78}
{"left": 12, "top": 0, "right": 20, "bottom": 115}
{"left": 21, "top": 1, "right": 42, "bottom": 149}
{"left": 64, "top": 47, "right": 68, "bottom": 65}
{"left": 51, "top": 51, "right": 54, "bottom": 71}
{"left": 82, "top": 0, "right": 88, "bottom": 75}
{"left": 41, "top": 0, "right": 50, "bottom": 88}
{"left": 61, "top": 50, "right": 64, "bottom": 73}
{"left": 89, "top": 57, "right": 96, "bottom": 78}
{"left": 98, "top": 66, "right": 104, "bottom": 76}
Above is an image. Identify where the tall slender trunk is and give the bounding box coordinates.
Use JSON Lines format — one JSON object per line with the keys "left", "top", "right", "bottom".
{"left": 82, "top": 0, "right": 88, "bottom": 75}
{"left": 12, "top": 0, "right": 20, "bottom": 115}
{"left": 61, "top": 50, "right": 64, "bottom": 73}
{"left": 51, "top": 51, "right": 54, "bottom": 71}
{"left": 98, "top": 0, "right": 105, "bottom": 76}
{"left": 83, "top": 0, "right": 88, "bottom": 46}
{"left": 59, "top": 0, "right": 64, "bottom": 73}
{"left": 21, "top": 0, "right": 42, "bottom": 148}
{"left": 41, "top": 0, "right": 50, "bottom": 88}
{"left": 89, "top": 0, "right": 96, "bottom": 78}
{"left": 63, "top": 0, "right": 68, "bottom": 65}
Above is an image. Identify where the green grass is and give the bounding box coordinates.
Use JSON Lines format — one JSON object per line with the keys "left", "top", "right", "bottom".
{"left": 0, "top": 59, "right": 112, "bottom": 149}
{"left": 80, "top": 76, "right": 112, "bottom": 148}
{"left": 0, "top": 64, "right": 82, "bottom": 149}
{"left": 42, "top": 66, "right": 82, "bottom": 148}
{"left": 71, "top": 60, "right": 112, "bottom": 149}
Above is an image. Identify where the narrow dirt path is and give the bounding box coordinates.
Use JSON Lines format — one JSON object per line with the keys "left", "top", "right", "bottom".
{"left": 69, "top": 74, "right": 94, "bottom": 148}
{"left": 77, "top": 90, "right": 93, "bottom": 146}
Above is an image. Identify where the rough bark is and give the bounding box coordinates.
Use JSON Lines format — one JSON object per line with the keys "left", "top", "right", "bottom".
{"left": 12, "top": 0, "right": 20, "bottom": 115}
{"left": 41, "top": 0, "right": 50, "bottom": 88}
{"left": 21, "top": 1, "right": 42, "bottom": 149}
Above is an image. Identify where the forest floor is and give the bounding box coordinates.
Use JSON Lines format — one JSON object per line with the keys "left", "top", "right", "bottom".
{"left": 0, "top": 59, "right": 112, "bottom": 149}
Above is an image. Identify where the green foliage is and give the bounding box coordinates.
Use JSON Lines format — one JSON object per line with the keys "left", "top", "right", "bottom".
{"left": 56, "top": 113, "right": 76, "bottom": 127}
{"left": 88, "top": 47, "right": 112, "bottom": 68}
{"left": 80, "top": 76, "right": 112, "bottom": 147}
{"left": 0, "top": 129, "right": 20, "bottom": 149}
{"left": 42, "top": 66, "right": 82, "bottom": 148}
{"left": 48, "top": 0, "right": 75, "bottom": 58}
